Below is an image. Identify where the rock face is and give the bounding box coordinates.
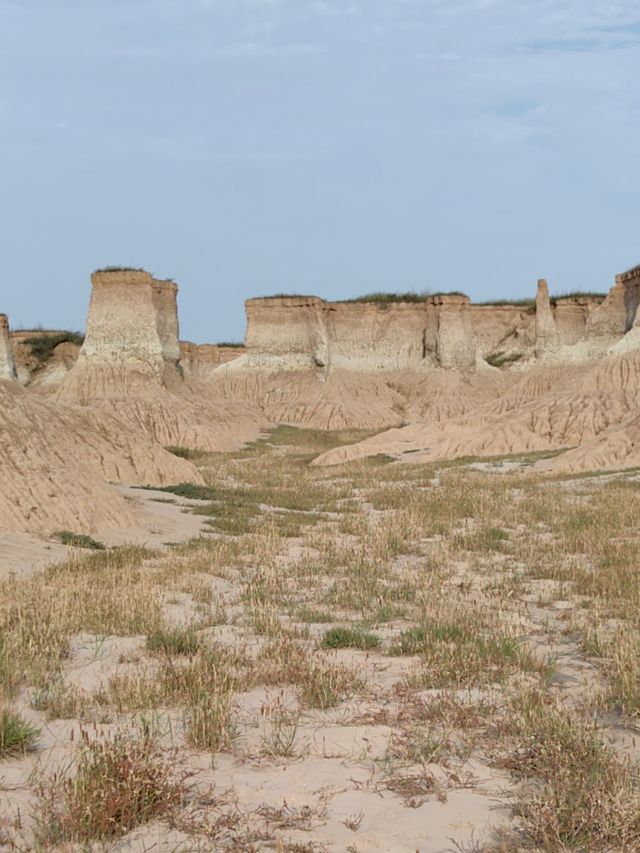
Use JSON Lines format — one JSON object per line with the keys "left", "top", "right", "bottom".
{"left": 233, "top": 295, "right": 477, "bottom": 374}
{"left": 469, "top": 304, "right": 535, "bottom": 359}
{"left": 429, "top": 295, "right": 475, "bottom": 369}
{"left": 0, "top": 315, "right": 17, "bottom": 381}
{"left": 586, "top": 265, "right": 640, "bottom": 344}
{"left": 243, "top": 296, "right": 330, "bottom": 371}
{"left": 554, "top": 297, "right": 596, "bottom": 346}
{"left": 326, "top": 301, "right": 427, "bottom": 371}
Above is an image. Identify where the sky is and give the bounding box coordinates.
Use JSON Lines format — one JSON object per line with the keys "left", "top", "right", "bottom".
{"left": 1, "top": 0, "right": 639, "bottom": 343}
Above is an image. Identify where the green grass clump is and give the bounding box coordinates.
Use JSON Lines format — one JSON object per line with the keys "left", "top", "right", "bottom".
{"left": 55, "top": 531, "right": 106, "bottom": 551}
{"left": 215, "top": 341, "right": 244, "bottom": 348}
{"left": 0, "top": 708, "right": 39, "bottom": 758}
{"left": 24, "top": 332, "right": 84, "bottom": 364}
{"left": 485, "top": 351, "right": 524, "bottom": 368}
{"left": 94, "top": 266, "right": 146, "bottom": 273}
{"left": 475, "top": 298, "right": 536, "bottom": 307}
{"left": 165, "top": 446, "right": 205, "bottom": 461}
{"left": 321, "top": 626, "right": 381, "bottom": 650}
{"left": 149, "top": 483, "right": 222, "bottom": 501}
{"left": 146, "top": 626, "right": 200, "bottom": 656}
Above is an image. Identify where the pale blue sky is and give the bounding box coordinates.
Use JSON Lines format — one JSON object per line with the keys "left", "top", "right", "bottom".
{"left": 1, "top": 0, "right": 639, "bottom": 342}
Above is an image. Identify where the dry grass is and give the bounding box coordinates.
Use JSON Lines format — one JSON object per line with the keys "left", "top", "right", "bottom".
{"left": 34, "top": 729, "right": 183, "bottom": 845}
{"left": 5, "top": 430, "right": 640, "bottom": 849}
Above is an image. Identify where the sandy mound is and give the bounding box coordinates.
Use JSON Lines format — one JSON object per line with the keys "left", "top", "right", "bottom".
{"left": 0, "top": 381, "right": 203, "bottom": 535}
{"left": 313, "top": 351, "right": 640, "bottom": 468}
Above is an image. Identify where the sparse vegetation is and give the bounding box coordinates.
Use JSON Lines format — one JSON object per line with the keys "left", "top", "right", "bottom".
{"left": 321, "top": 626, "right": 381, "bottom": 650}
{"left": 54, "top": 530, "right": 106, "bottom": 550}
{"left": 5, "top": 431, "right": 640, "bottom": 849}
{"left": 94, "top": 265, "right": 146, "bottom": 273}
{"left": 0, "top": 707, "right": 39, "bottom": 757}
{"left": 345, "top": 290, "right": 467, "bottom": 303}
{"left": 146, "top": 625, "right": 200, "bottom": 655}
{"left": 485, "top": 350, "right": 524, "bottom": 368}
{"left": 23, "top": 331, "right": 84, "bottom": 365}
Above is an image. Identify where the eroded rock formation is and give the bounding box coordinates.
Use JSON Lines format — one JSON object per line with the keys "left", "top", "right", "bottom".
{"left": 0, "top": 380, "right": 203, "bottom": 535}
{"left": 58, "top": 268, "right": 266, "bottom": 451}
{"left": 60, "top": 270, "right": 181, "bottom": 400}
{"left": 0, "top": 315, "right": 17, "bottom": 381}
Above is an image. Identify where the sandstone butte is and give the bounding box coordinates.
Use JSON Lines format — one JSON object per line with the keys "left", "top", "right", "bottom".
{"left": 2, "top": 262, "right": 640, "bottom": 536}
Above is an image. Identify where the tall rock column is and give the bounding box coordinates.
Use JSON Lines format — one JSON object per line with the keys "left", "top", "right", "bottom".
{"left": 0, "top": 315, "right": 17, "bottom": 381}
{"left": 535, "top": 279, "right": 560, "bottom": 358}
{"left": 58, "top": 269, "right": 182, "bottom": 401}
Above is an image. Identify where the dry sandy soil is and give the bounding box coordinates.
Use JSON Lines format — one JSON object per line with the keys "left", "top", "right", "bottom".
{"left": 2, "top": 427, "right": 640, "bottom": 851}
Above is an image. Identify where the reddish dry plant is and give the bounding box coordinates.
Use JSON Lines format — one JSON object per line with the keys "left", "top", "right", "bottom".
{"left": 34, "top": 729, "right": 184, "bottom": 845}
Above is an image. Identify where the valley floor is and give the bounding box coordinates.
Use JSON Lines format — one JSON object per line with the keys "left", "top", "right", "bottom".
{"left": 2, "top": 427, "right": 640, "bottom": 851}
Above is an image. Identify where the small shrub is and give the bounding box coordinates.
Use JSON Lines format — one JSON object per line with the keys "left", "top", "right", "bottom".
{"left": 34, "top": 731, "right": 181, "bottom": 844}
{"left": 321, "top": 626, "right": 381, "bottom": 651}
{"left": 55, "top": 531, "right": 106, "bottom": 550}
{"left": 0, "top": 708, "right": 39, "bottom": 758}
{"left": 165, "top": 446, "right": 204, "bottom": 461}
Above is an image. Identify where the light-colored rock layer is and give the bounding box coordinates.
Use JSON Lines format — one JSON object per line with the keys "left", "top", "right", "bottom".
{"left": 0, "top": 380, "right": 203, "bottom": 535}
{"left": 0, "top": 315, "right": 16, "bottom": 381}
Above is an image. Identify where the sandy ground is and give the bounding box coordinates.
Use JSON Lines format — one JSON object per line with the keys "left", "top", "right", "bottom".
{"left": 0, "top": 485, "right": 208, "bottom": 579}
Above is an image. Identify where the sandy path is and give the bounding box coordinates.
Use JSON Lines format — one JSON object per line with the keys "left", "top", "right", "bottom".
{"left": 0, "top": 485, "right": 207, "bottom": 579}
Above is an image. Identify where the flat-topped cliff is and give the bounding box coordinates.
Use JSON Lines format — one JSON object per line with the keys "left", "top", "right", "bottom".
{"left": 234, "top": 292, "right": 483, "bottom": 374}
{"left": 225, "top": 284, "right": 614, "bottom": 377}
